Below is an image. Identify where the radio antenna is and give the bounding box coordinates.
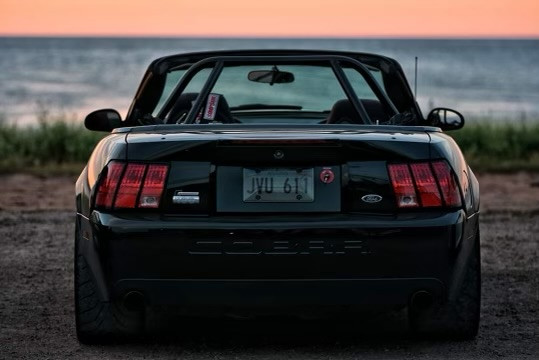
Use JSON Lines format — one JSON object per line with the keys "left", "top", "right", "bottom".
{"left": 414, "top": 56, "right": 418, "bottom": 99}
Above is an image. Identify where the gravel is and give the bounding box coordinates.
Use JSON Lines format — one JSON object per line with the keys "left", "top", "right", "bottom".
{"left": 0, "top": 173, "right": 538, "bottom": 359}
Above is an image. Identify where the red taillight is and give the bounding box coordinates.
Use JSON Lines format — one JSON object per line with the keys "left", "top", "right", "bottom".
{"left": 388, "top": 161, "right": 461, "bottom": 208}
{"left": 138, "top": 164, "right": 168, "bottom": 208}
{"left": 431, "top": 161, "right": 462, "bottom": 207}
{"left": 95, "top": 162, "right": 125, "bottom": 208}
{"left": 410, "top": 163, "right": 442, "bottom": 207}
{"left": 114, "top": 164, "right": 146, "bottom": 208}
{"left": 387, "top": 164, "right": 419, "bottom": 208}
{"left": 94, "top": 161, "right": 169, "bottom": 210}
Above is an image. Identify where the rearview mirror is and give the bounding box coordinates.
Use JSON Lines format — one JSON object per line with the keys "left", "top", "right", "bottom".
{"left": 248, "top": 69, "right": 294, "bottom": 85}
{"left": 427, "top": 108, "right": 465, "bottom": 131}
{"left": 84, "top": 109, "right": 122, "bottom": 132}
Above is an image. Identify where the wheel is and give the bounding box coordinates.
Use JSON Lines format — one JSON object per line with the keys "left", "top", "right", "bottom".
{"left": 409, "top": 229, "right": 481, "bottom": 340}
{"left": 74, "top": 224, "right": 144, "bottom": 344}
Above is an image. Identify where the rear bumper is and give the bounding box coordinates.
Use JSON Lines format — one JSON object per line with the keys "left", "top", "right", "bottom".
{"left": 115, "top": 278, "right": 443, "bottom": 308}
{"left": 77, "top": 210, "right": 475, "bottom": 309}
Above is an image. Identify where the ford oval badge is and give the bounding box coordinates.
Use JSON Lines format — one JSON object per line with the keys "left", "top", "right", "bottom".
{"left": 361, "top": 194, "right": 383, "bottom": 203}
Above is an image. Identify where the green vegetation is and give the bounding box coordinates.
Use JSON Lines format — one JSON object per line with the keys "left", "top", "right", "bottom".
{"left": 449, "top": 122, "right": 539, "bottom": 172}
{"left": 0, "top": 115, "right": 538, "bottom": 175}
{"left": 0, "top": 114, "right": 105, "bottom": 175}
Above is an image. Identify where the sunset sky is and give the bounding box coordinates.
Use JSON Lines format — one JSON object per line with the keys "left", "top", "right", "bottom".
{"left": 1, "top": 0, "right": 538, "bottom": 37}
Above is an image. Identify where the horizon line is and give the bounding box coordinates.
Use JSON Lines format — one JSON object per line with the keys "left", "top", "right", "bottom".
{"left": 1, "top": 34, "right": 539, "bottom": 40}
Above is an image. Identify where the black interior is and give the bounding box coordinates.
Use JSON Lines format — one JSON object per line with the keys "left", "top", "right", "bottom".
{"left": 167, "top": 93, "right": 392, "bottom": 125}
{"left": 166, "top": 93, "right": 237, "bottom": 124}
{"left": 326, "top": 99, "right": 391, "bottom": 124}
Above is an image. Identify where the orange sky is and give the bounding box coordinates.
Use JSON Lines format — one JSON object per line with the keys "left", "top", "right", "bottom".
{"left": 1, "top": 0, "right": 538, "bottom": 37}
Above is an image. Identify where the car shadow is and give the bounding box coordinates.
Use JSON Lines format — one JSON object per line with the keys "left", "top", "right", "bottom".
{"left": 134, "top": 308, "right": 413, "bottom": 348}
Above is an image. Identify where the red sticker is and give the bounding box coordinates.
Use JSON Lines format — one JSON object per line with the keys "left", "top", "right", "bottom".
{"left": 320, "top": 168, "right": 335, "bottom": 184}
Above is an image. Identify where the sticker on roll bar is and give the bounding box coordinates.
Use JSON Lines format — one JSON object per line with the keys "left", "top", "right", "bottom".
{"left": 203, "top": 93, "right": 220, "bottom": 121}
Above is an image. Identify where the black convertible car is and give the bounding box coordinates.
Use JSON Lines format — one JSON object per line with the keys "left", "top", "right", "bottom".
{"left": 75, "top": 50, "right": 480, "bottom": 343}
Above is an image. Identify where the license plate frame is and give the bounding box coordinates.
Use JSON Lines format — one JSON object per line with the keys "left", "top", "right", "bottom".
{"left": 243, "top": 168, "right": 314, "bottom": 203}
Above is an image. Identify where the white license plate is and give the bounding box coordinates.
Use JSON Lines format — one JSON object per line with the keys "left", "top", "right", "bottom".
{"left": 243, "top": 168, "right": 314, "bottom": 202}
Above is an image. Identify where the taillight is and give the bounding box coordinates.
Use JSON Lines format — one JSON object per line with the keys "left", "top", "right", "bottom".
{"left": 95, "top": 162, "right": 125, "bottom": 208}
{"left": 410, "top": 163, "right": 442, "bottom": 207}
{"left": 387, "top": 164, "right": 419, "bottom": 208}
{"left": 388, "top": 161, "right": 461, "bottom": 208}
{"left": 114, "top": 164, "right": 146, "bottom": 208}
{"left": 431, "top": 161, "right": 462, "bottom": 207}
{"left": 94, "top": 161, "right": 169, "bottom": 210}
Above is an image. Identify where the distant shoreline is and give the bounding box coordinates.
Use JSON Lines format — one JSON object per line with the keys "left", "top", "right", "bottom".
{"left": 2, "top": 35, "right": 539, "bottom": 40}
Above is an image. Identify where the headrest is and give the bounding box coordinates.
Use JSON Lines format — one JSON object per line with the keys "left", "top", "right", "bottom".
{"left": 166, "top": 92, "right": 235, "bottom": 124}
{"left": 326, "top": 99, "right": 391, "bottom": 124}
{"left": 196, "top": 93, "right": 234, "bottom": 124}
{"left": 326, "top": 99, "right": 358, "bottom": 124}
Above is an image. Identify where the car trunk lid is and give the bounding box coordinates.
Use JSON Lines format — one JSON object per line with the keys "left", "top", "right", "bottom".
{"left": 121, "top": 125, "right": 433, "bottom": 215}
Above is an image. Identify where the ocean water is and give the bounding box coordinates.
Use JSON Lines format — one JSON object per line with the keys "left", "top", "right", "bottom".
{"left": 1, "top": 37, "right": 538, "bottom": 125}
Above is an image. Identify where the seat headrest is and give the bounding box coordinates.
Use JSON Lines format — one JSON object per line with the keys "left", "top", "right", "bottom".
{"left": 196, "top": 93, "right": 234, "bottom": 124}
{"left": 326, "top": 99, "right": 391, "bottom": 124}
{"left": 326, "top": 99, "right": 358, "bottom": 124}
{"left": 166, "top": 92, "right": 235, "bottom": 124}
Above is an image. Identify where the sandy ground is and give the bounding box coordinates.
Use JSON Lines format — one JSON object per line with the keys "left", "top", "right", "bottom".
{"left": 0, "top": 172, "right": 538, "bottom": 359}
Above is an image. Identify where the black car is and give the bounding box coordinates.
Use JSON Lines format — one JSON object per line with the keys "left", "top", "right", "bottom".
{"left": 75, "top": 50, "right": 480, "bottom": 343}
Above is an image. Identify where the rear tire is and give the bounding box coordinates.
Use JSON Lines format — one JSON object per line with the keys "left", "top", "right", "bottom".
{"left": 409, "top": 229, "right": 481, "bottom": 340}
{"left": 74, "top": 226, "right": 144, "bottom": 344}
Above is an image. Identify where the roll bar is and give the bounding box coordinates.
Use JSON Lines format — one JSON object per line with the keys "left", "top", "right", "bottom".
{"left": 157, "top": 55, "right": 400, "bottom": 125}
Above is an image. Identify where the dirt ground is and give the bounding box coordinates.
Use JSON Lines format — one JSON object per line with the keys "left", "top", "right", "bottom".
{"left": 0, "top": 172, "right": 538, "bottom": 359}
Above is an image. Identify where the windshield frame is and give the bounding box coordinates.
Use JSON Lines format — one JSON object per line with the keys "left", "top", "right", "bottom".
{"left": 156, "top": 55, "right": 399, "bottom": 125}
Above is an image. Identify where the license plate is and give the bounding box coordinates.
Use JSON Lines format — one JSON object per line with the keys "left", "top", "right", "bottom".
{"left": 243, "top": 168, "right": 314, "bottom": 202}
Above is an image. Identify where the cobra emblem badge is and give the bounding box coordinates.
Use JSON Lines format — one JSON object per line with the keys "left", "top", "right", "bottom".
{"left": 361, "top": 194, "right": 383, "bottom": 203}
{"left": 273, "top": 150, "right": 284, "bottom": 159}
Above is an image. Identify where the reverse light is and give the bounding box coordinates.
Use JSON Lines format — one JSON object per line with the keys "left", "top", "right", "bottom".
{"left": 138, "top": 164, "right": 168, "bottom": 208}
{"left": 387, "top": 164, "right": 419, "bottom": 208}
{"left": 388, "top": 161, "right": 461, "bottom": 208}
{"left": 94, "top": 161, "right": 169, "bottom": 210}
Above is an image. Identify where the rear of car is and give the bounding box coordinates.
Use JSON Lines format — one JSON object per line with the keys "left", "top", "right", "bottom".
{"left": 75, "top": 51, "right": 480, "bottom": 343}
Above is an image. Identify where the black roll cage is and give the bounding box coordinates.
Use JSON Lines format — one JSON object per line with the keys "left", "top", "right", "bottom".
{"left": 156, "top": 55, "right": 400, "bottom": 125}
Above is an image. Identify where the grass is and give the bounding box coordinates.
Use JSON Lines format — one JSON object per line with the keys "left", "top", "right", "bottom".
{"left": 449, "top": 122, "right": 539, "bottom": 172}
{"left": 0, "top": 115, "right": 538, "bottom": 175}
{"left": 0, "top": 114, "right": 105, "bottom": 175}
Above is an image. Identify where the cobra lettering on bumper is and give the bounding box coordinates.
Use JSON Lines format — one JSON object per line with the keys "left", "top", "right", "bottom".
{"left": 188, "top": 239, "right": 372, "bottom": 255}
